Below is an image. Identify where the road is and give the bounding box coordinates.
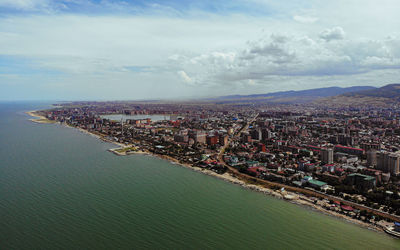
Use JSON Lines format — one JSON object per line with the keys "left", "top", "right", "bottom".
{"left": 217, "top": 113, "right": 258, "bottom": 166}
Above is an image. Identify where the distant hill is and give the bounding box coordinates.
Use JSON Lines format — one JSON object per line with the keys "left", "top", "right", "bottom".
{"left": 211, "top": 86, "right": 376, "bottom": 104}
{"left": 316, "top": 84, "right": 400, "bottom": 107}
{"left": 343, "top": 83, "right": 400, "bottom": 99}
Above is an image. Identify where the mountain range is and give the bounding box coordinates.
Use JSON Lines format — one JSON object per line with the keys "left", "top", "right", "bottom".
{"left": 316, "top": 83, "right": 400, "bottom": 107}
{"left": 343, "top": 84, "right": 400, "bottom": 99}
{"left": 210, "top": 84, "right": 400, "bottom": 105}
{"left": 211, "top": 86, "right": 376, "bottom": 104}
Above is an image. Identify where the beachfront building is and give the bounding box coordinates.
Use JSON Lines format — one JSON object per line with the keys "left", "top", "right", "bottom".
{"left": 345, "top": 173, "right": 376, "bottom": 190}
{"left": 307, "top": 179, "right": 328, "bottom": 190}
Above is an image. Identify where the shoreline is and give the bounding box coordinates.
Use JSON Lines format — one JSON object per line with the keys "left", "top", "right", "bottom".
{"left": 162, "top": 157, "right": 384, "bottom": 233}
{"left": 25, "top": 111, "right": 56, "bottom": 124}
{"left": 26, "top": 111, "right": 388, "bottom": 235}
{"left": 105, "top": 144, "right": 386, "bottom": 234}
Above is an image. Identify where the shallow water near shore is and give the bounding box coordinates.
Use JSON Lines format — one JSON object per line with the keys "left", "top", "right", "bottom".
{"left": 1, "top": 102, "right": 400, "bottom": 249}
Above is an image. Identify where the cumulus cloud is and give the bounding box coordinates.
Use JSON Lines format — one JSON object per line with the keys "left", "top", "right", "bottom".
{"left": 2, "top": 0, "right": 400, "bottom": 99}
{"left": 177, "top": 70, "right": 194, "bottom": 85}
{"left": 319, "top": 26, "right": 346, "bottom": 41}
{"left": 174, "top": 33, "right": 400, "bottom": 88}
{"left": 242, "top": 36, "right": 296, "bottom": 64}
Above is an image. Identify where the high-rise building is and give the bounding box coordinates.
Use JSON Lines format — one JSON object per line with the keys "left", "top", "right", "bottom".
{"left": 321, "top": 148, "right": 334, "bottom": 164}
{"left": 189, "top": 130, "right": 206, "bottom": 144}
{"left": 262, "top": 128, "right": 273, "bottom": 140}
{"left": 377, "top": 151, "right": 400, "bottom": 175}
{"left": 367, "top": 150, "right": 377, "bottom": 167}
{"left": 388, "top": 153, "right": 400, "bottom": 176}
{"left": 377, "top": 151, "right": 387, "bottom": 172}
{"left": 338, "top": 134, "right": 354, "bottom": 146}
{"left": 250, "top": 128, "right": 262, "bottom": 141}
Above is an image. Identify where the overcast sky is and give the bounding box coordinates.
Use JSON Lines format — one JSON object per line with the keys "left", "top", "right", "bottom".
{"left": 0, "top": 0, "right": 399, "bottom": 100}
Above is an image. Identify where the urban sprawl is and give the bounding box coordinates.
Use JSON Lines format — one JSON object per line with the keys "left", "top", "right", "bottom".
{"left": 34, "top": 101, "right": 400, "bottom": 236}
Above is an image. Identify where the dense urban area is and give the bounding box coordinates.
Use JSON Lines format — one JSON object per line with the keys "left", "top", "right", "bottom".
{"left": 35, "top": 100, "right": 400, "bottom": 235}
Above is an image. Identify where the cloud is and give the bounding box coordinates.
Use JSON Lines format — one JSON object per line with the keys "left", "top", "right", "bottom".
{"left": 293, "top": 15, "right": 318, "bottom": 24}
{"left": 177, "top": 70, "right": 194, "bottom": 85}
{"left": 174, "top": 33, "right": 400, "bottom": 88}
{"left": 0, "top": 0, "right": 278, "bottom": 16}
{"left": 242, "top": 36, "right": 296, "bottom": 64}
{"left": 0, "top": 0, "right": 50, "bottom": 10}
{"left": 1, "top": 1, "right": 400, "bottom": 100}
{"left": 319, "top": 26, "right": 345, "bottom": 42}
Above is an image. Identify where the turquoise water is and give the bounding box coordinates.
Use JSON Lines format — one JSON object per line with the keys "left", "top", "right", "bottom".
{"left": 1, "top": 102, "right": 400, "bottom": 249}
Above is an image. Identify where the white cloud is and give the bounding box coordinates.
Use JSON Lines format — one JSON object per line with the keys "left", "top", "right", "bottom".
{"left": 0, "top": 15, "right": 265, "bottom": 73}
{"left": 174, "top": 33, "right": 400, "bottom": 90}
{"left": 319, "top": 26, "right": 345, "bottom": 42}
{"left": 0, "top": 0, "right": 50, "bottom": 10}
{"left": 177, "top": 70, "right": 194, "bottom": 85}
{"left": 1, "top": 0, "right": 400, "bottom": 99}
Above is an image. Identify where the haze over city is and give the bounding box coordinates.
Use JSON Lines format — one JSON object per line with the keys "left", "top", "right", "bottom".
{"left": 1, "top": 0, "right": 400, "bottom": 100}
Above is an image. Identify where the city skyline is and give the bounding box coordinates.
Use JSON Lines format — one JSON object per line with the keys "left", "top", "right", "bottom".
{"left": 1, "top": 0, "right": 399, "bottom": 100}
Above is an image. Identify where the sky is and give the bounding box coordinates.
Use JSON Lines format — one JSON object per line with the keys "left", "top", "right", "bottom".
{"left": 0, "top": 0, "right": 399, "bottom": 101}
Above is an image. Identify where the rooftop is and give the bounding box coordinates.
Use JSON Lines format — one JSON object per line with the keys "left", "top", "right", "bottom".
{"left": 308, "top": 179, "right": 328, "bottom": 187}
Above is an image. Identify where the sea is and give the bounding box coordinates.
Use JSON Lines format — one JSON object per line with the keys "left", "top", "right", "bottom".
{"left": 1, "top": 101, "right": 400, "bottom": 249}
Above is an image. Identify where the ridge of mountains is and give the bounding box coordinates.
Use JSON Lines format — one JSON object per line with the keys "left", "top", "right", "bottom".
{"left": 210, "top": 84, "right": 400, "bottom": 105}
{"left": 342, "top": 83, "right": 400, "bottom": 99}
{"left": 212, "top": 86, "right": 377, "bottom": 104}
{"left": 317, "top": 83, "right": 400, "bottom": 107}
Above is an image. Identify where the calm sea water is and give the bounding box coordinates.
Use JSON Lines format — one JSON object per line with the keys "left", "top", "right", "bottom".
{"left": 1, "top": 102, "right": 400, "bottom": 250}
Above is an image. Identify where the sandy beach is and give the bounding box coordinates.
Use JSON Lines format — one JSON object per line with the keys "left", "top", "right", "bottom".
{"left": 26, "top": 111, "right": 56, "bottom": 124}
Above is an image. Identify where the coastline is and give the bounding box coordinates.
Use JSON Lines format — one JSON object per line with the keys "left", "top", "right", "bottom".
{"left": 157, "top": 154, "right": 384, "bottom": 233}
{"left": 26, "top": 111, "right": 387, "bottom": 235}
{"left": 142, "top": 150, "right": 385, "bottom": 234}
{"left": 101, "top": 143, "right": 387, "bottom": 234}
{"left": 25, "top": 111, "right": 56, "bottom": 124}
